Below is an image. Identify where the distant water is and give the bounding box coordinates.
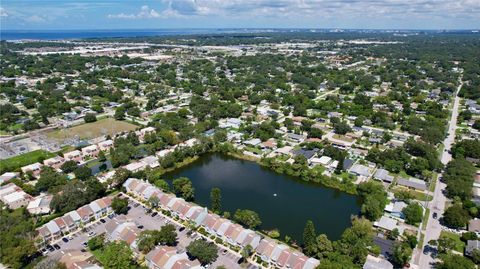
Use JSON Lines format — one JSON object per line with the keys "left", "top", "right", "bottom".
{"left": 0, "top": 29, "right": 250, "bottom": 40}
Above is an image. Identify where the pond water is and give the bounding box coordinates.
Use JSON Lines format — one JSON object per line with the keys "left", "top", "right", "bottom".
{"left": 163, "top": 153, "right": 360, "bottom": 243}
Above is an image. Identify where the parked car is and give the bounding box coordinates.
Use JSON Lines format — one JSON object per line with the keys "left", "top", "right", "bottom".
{"left": 62, "top": 237, "right": 69, "bottom": 243}
{"left": 53, "top": 244, "right": 61, "bottom": 250}
{"left": 433, "top": 212, "right": 438, "bottom": 219}
{"left": 137, "top": 225, "right": 144, "bottom": 229}
{"left": 46, "top": 245, "right": 55, "bottom": 252}
{"left": 100, "top": 219, "right": 106, "bottom": 223}
{"left": 41, "top": 248, "right": 48, "bottom": 255}
{"left": 151, "top": 212, "right": 158, "bottom": 217}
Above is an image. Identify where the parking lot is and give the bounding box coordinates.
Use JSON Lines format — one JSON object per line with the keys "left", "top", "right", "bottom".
{"left": 46, "top": 194, "right": 251, "bottom": 269}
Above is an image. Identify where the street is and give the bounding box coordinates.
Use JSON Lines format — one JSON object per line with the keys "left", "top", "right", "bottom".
{"left": 414, "top": 76, "right": 462, "bottom": 269}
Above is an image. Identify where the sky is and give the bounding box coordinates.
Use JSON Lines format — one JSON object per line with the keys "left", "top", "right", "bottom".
{"left": 0, "top": 0, "right": 479, "bottom": 31}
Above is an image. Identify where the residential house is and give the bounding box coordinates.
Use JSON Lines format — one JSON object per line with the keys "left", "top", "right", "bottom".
{"left": 140, "top": 156, "right": 160, "bottom": 169}
{"left": 349, "top": 164, "right": 373, "bottom": 178}
{"left": 363, "top": 254, "right": 393, "bottom": 269}
{"left": 0, "top": 183, "right": 32, "bottom": 209}
{"left": 384, "top": 201, "right": 407, "bottom": 219}
{"left": 466, "top": 240, "right": 480, "bottom": 257}
{"left": 374, "top": 216, "right": 404, "bottom": 234}
{"left": 27, "top": 194, "right": 52, "bottom": 215}
{"left": 0, "top": 172, "right": 18, "bottom": 184}
{"left": 397, "top": 177, "right": 427, "bottom": 191}
{"left": 82, "top": 145, "right": 100, "bottom": 158}
{"left": 43, "top": 156, "right": 65, "bottom": 170}
{"left": 21, "top": 162, "right": 43, "bottom": 178}
{"left": 98, "top": 139, "right": 114, "bottom": 151}
{"left": 469, "top": 219, "right": 480, "bottom": 233}
{"left": 374, "top": 169, "right": 394, "bottom": 183}
{"left": 64, "top": 150, "right": 83, "bottom": 163}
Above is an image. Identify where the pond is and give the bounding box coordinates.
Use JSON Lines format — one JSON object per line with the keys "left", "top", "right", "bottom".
{"left": 163, "top": 153, "right": 360, "bottom": 243}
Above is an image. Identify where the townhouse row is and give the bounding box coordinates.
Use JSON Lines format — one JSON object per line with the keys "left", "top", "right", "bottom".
{"left": 21, "top": 139, "right": 114, "bottom": 178}
{"left": 36, "top": 196, "right": 112, "bottom": 245}
{"left": 104, "top": 215, "right": 203, "bottom": 269}
{"left": 123, "top": 178, "right": 320, "bottom": 269}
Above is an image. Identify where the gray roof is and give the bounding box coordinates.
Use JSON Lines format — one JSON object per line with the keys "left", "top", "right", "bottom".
{"left": 349, "top": 164, "right": 372, "bottom": 177}
{"left": 291, "top": 148, "right": 318, "bottom": 160}
{"left": 343, "top": 159, "right": 354, "bottom": 170}
{"left": 466, "top": 240, "right": 480, "bottom": 256}
{"left": 397, "top": 177, "right": 427, "bottom": 191}
{"left": 374, "top": 169, "right": 394, "bottom": 183}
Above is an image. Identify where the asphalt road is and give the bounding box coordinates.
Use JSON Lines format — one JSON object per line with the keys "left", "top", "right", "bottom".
{"left": 415, "top": 76, "right": 462, "bottom": 269}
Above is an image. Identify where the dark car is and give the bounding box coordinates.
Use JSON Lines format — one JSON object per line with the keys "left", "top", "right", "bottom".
{"left": 151, "top": 212, "right": 158, "bottom": 217}
{"left": 433, "top": 212, "right": 438, "bottom": 219}
{"left": 62, "top": 237, "right": 69, "bottom": 243}
{"left": 137, "top": 225, "right": 144, "bottom": 229}
{"left": 179, "top": 227, "right": 186, "bottom": 232}
{"left": 47, "top": 245, "right": 55, "bottom": 252}
{"left": 100, "top": 219, "right": 106, "bottom": 223}
{"left": 53, "top": 244, "right": 61, "bottom": 250}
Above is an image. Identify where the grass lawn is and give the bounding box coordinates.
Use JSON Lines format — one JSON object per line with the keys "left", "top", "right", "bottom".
{"left": 0, "top": 149, "right": 56, "bottom": 173}
{"left": 422, "top": 208, "right": 430, "bottom": 230}
{"left": 332, "top": 134, "right": 354, "bottom": 142}
{"left": 46, "top": 118, "right": 137, "bottom": 143}
{"left": 440, "top": 231, "right": 465, "bottom": 253}
{"left": 392, "top": 187, "right": 433, "bottom": 201}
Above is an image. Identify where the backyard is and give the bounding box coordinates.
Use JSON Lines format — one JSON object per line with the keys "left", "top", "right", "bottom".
{"left": 0, "top": 149, "right": 56, "bottom": 173}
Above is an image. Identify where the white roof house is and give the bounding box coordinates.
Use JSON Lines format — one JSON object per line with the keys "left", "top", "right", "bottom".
{"left": 27, "top": 194, "right": 53, "bottom": 215}
{"left": 363, "top": 254, "right": 393, "bottom": 269}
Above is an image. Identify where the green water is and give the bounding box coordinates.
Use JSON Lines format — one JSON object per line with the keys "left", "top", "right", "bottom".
{"left": 163, "top": 153, "right": 360, "bottom": 243}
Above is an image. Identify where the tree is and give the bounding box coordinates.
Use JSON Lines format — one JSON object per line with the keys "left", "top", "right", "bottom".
{"left": 392, "top": 242, "right": 412, "bottom": 267}
{"left": 333, "top": 121, "right": 352, "bottom": 135}
{"left": 96, "top": 241, "right": 136, "bottom": 269}
{"left": 35, "top": 168, "right": 68, "bottom": 193}
{"left": 111, "top": 197, "right": 129, "bottom": 215}
{"left": 241, "top": 245, "right": 253, "bottom": 260}
{"left": 388, "top": 228, "right": 400, "bottom": 240}
{"left": 84, "top": 113, "right": 97, "bottom": 123}
{"left": 0, "top": 207, "right": 36, "bottom": 269}
{"left": 186, "top": 239, "right": 219, "bottom": 265}
{"left": 315, "top": 234, "right": 333, "bottom": 259}
{"left": 137, "top": 224, "right": 177, "bottom": 253}
{"left": 233, "top": 209, "right": 262, "bottom": 229}
{"left": 357, "top": 181, "right": 388, "bottom": 221}
{"left": 437, "top": 253, "right": 475, "bottom": 269}
{"left": 98, "top": 150, "right": 106, "bottom": 162}
{"left": 87, "top": 235, "right": 104, "bottom": 251}
{"left": 337, "top": 217, "right": 375, "bottom": 265}
{"left": 172, "top": 177, "right": 195, "bottom": 201}
{"left": 109, "top": 168, "right": 130, "bottom": 189}
{"left": 210, "top": 187, "right": 222, "bottom": 213}
{"left": 114, "top": 107, "right": 126, "bottom": 120}
{"left": 60, "top": 160, "right": 78, "bottom": 173}
{"left": 74, "top": 166, "right": 91, "bottom": 181}
{"left": 303, "top": 220, "right": 317, "bottom": 256}
{"left": 443, "top": 204, "right": 470, "bottom": 229}
{"left": 470, "top": 249, "right": 480, "bottom": 264}
{"left": 154, "top": 179, "right": 170, "bottom": 192}
{"left": 402, "top": 202, "right": 424, "bottom": 225}
{"left": 147, "top": 196, "right": 160, "bottom": 209}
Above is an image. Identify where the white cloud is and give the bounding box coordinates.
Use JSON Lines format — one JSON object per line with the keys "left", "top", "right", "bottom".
{"left": 25, "top": 14, "right": 46, "bottom": 23}
{"left": 0, "top": 7, "right": 8, "bottom": 17}
{"left": 158, "top": 0, "right": 480, "bottom": 20}
{"left": 108, "top": 5, "right": 161, "bottom": 19}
